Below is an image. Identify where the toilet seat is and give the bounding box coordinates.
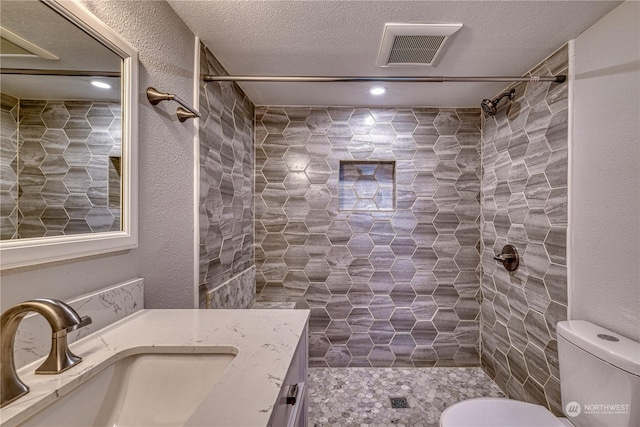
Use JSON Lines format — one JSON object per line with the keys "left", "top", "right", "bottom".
{"left": 440, "top": 398, "right": 567, "bottom": 427}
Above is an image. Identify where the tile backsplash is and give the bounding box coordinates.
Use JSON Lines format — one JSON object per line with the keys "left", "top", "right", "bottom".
{"left": 479, "top": 44, "right": 569, "bottom": 415}
{"left": 255, "top": 106, "right": 482, "bottom": 368}
{"left": 13, "top": 278, "right": 143, "bottom": 370}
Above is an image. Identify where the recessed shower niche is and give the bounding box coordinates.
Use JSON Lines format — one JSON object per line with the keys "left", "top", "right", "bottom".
{"left": 339, "top": 161, "right": 395, "bottom": 211}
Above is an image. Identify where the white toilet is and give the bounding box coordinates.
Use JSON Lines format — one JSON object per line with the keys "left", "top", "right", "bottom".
{"left": 440, "top": 320, "right": 640, "bottom": 427}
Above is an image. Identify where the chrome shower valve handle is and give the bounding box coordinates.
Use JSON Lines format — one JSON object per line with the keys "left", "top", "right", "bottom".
{"left": 493, "top": 253, "right": 516, "bottom": 262}
{"left": 494, "top": 244, "right": 520, "bottom": 272}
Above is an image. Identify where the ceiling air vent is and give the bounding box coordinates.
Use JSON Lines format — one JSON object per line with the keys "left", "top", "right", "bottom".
{"left": 376, "top": 23, "right": 462, "bottom": 67}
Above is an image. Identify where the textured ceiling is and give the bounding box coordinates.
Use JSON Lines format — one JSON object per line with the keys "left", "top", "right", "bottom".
{"left": 168, "top": 0, "right": 621, "bottom": 107}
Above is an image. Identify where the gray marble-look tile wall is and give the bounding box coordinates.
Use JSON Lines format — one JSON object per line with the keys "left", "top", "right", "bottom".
{"left": 0, "top": 94, "right": 121, "bottom": 239}
{"left": 480, "top": 44, "right": 568, "bottom": 415}
{"left": 255, "top": 106, "right": 482, "bottom": 368}
{"left": 198, "top": 44, "right": 255, "bottom": 308}
{"left": 207, "top": 265, "right": 256, "bottom": 309}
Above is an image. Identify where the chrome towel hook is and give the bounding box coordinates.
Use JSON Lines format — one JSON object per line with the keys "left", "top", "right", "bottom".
{"left": 146, "top": 87, "right": 201, "bottom": 122}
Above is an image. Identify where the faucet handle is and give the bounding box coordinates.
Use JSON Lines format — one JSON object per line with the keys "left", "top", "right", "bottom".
{"left": 67, "top": 315, "right": 92, "bottom": 332}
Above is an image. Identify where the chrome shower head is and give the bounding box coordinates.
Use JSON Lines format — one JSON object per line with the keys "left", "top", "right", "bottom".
{"left": 481, "top": 89, "right": 516, "bottom": 117}
{"left": 481, "top": 99, "right": 497, "bottom": 117}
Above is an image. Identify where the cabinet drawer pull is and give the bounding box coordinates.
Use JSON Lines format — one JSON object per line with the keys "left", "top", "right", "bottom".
{"left": 286, "top": 384, "right": 299, "bottom": 405}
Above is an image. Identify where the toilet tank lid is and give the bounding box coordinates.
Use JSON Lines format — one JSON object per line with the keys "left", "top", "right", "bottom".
{"left": 557, "top": 320, "right": 640, "bottom": 376}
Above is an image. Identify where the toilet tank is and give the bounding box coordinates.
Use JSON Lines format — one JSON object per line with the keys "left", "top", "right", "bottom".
{"left": 557, "top": 320, "right": 640, "bottom": 427}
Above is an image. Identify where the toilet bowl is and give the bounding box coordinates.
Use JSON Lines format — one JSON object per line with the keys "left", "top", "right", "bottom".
{"left": 440, "top": 398, "right": 571, "bottom": 427}
{"left": 440, "top": 320, "right": 640, "bottom": 427}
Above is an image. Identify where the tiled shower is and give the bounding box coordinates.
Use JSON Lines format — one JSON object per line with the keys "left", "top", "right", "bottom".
{"left": 480, "top": 45, "right": 568, "bottom": 415}
{"left": 254, "top": 106, "right": 483, "bottom": 368}
{"left": 196, "top": 41, "right": 568, "bottom": 412}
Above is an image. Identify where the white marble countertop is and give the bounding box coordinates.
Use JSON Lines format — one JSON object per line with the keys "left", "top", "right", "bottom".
{"left": 0, "top": 309, "right": 310, "bottom": 426}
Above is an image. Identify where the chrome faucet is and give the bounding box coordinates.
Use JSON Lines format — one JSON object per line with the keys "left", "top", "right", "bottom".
{"left": 1, "top": 298, "right": 92, "bottom": 407}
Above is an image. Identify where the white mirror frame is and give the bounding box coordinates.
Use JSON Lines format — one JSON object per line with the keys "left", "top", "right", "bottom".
{"left": 0, "top": 0, "right": 138, "bottom": 270}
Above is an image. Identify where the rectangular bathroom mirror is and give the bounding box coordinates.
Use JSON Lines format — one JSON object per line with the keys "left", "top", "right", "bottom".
{"left": 0, "top": 0, "right": 138, "bottom": 269}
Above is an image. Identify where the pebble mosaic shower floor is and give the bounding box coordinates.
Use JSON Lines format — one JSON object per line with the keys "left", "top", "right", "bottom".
{"left": 308, "top": 367, "right": 504, "bottom": 426}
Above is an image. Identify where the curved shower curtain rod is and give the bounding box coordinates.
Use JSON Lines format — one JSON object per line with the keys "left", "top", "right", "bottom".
{"left": 202, "top": 75, "right": 566, "bottom": 83}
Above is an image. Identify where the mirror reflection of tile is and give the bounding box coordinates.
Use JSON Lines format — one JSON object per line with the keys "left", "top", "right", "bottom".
{"left": 0, "top": 95, "right": 121, "bottom": 239}
{"left": 339, "top": 161, "right": 395, "bottom": 211}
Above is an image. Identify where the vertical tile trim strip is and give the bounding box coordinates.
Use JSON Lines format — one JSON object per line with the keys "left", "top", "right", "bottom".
{"left": 193, "top": 36, "right": 201, "bottom": 308}
{"left": 566, "top": 39, "right": 575, "bottom": 321}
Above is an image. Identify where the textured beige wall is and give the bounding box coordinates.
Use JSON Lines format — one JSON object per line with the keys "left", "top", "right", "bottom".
{"left": 572, "top": 0, "right": 640, "bottom": 341}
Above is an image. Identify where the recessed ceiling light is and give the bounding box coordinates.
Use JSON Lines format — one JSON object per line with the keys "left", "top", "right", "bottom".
{"left": 90, "top": 80, "right": 111, "bottom": 89}
{"left": 369, "top": 86, "right": 387, "bottom": 95}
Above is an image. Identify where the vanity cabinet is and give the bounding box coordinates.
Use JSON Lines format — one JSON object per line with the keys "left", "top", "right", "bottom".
{"left": 268, "top": 324, "right": 308, "bottom": 427}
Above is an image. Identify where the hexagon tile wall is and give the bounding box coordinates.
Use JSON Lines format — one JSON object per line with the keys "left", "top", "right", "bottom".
{"left": 480, "top": 44, "right": 568, "bottom": 415}
{"left": 198, "top": 44, "right": 255, "bottom": 308}
{"left": 1, "top": 93, "right": 121, "bottom": 239}
{"left": 1, "top": 94, "right": 19, "bottom": 239}
{"left": 254, "top": 105, "right": 483, "bottom": 368}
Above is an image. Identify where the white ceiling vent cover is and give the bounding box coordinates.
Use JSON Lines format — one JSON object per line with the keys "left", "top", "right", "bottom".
{"left": 376, "top": 23, "right": 462, "bottom": 67}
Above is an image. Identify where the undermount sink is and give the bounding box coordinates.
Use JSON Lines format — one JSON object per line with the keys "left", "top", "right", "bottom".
{"left": 18, "top": 349, "right": 237, "bottom": 427}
